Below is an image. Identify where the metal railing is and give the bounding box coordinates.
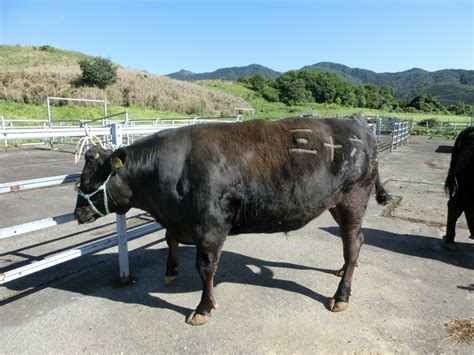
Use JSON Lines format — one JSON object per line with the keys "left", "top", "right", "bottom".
{"left": 390, "top": 121, "right": 411, "bottom": 152}
{"left": 0, "top": 123, "right": 159, "bottom": 284}
{"left": 411, "top": 120, "right": 471, "bottom": 137}
{"left": 0, "top": 212, "right": 162, "bottom": 284}
{"left": 0, "top": 114, "right": 243, "bottom": 149}
{"left": 0, "top": 120, "right": 243, "bottom": 285}
{"left": 367, "top": 117, "right": 382, "bottom": 142}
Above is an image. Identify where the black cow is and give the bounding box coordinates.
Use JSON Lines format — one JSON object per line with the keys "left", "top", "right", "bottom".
{"left": 444, "top": 126, "right": 474, "bottom": 250}
{"left": 74, "top": 116, "right": 391, "bottom": 325}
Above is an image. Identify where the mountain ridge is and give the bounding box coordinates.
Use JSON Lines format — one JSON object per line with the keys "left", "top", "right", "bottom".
{"left": 167, "top": 64, "right": 281, "bottom": 81}
{"left": 168, "top": 62, "right": 474, "bottom": 105}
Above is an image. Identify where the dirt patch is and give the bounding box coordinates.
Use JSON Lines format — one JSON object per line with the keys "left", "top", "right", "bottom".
{"left": 424, "top": 159, "right": 447, "bottom": 170}
{"left": 445, "top": 318, "right": 474, "bottom": 344}
{"left": 382, "top": 179, "right": 467, "bottom": 229}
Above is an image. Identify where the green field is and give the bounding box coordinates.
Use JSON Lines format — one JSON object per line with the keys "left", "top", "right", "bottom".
{"left": 1, "top": 95, "right": 471, "bottom": 126}
{"left": 0, "top": 79, "right": 471, "bottom": 126}
{"left": 0, "top": 100, "right": 193, "bottom": 123}
{"left": 199, "top": 81, "right": 472, "bottom": 123}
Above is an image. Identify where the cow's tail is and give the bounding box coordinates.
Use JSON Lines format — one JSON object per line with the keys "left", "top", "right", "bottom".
{"left": 444, "top": 165, "right": 457, "bottom": 199}
{"left": 375, "top": 172, "right": 391, "bottom": 206}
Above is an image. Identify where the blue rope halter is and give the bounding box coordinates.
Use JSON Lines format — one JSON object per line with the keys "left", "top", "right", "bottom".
{"left": 76, "top": 173, "right": 113, "bottom": 217}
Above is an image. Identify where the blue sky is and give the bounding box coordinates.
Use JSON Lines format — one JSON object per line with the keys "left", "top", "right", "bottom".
{"left": 1, "top": 0, "right": 472, "bottom": 75}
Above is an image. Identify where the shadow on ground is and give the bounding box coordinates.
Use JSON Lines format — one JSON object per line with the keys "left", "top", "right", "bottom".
{"left": 2, "top": 226, "right": 473, "bottom": 319}
{"left": 2, "top": 239, "right": 338, "bottom": 315}
{"left": 321, "top": 227, "right": 474, "bottom": 270}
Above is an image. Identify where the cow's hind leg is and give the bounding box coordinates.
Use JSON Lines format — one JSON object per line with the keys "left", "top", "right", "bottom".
{"left": 464, "top": 204, "right": 474, "bottom": 240}
{"left": 444, "top": 195, "right": 464, "bottom": 250}
{"left": 186, "top": 237, "right": 224, "bottom": 326}
{"left": 164, "top": 231, "right": 180, "bottom": 286}
{"left": 330, "top": 186, "right": 368, "bottom": 312}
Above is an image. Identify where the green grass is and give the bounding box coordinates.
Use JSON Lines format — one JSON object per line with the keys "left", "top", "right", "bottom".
{"left": 0, "top": 99, "right": 192, "bottom": 124}
{"left": 1, "top": 78, "right": 471, "bottom": 125}
{"left": 199, "top": 80, "right": 472, "bottom": 122}
{"left": 0, "top": 45, "right": 88, "bottom": 71}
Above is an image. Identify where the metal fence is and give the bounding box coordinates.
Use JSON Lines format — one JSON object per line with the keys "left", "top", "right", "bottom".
{"left": 411, "top": 120, "right": 471, "bottom": 137}
{"left": 0, "top": 120, "right": 243, "bottom": 285}
{"left": 390, "top": 121, "right": 411, "bottom": 152}
{"left": 0, "top": 114, "right": 244, "bottom": 150}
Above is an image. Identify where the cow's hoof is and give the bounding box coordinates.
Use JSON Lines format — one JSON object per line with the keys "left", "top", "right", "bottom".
{"left": 185, "top": 311, "right": 209, "bottom": 326}
{"left": 164, "top": 275, "right": 177, "bottom": 286}
{"left": 329, "top": 299, "right": 349, "bottom": 312}
{"left": 469, "top": 235, "right": 474, "bottom": 240}
{"left": 445, "top": 243, "right": 459, "bottom": 251}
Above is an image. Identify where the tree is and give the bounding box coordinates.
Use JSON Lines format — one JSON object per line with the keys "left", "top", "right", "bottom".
{"left": 354, "top": 86, "right": 367, "bottom": 108}
{"left": 238, "top": 74, "right": 280, "bottom": 102}
{"left": 363, "top": 84, "right": 395, "bottom": 110}
{"left": 276, "top": 70, "right": 356, "bottom": 106}
{"left": 275, "top": 71, "right": 313, "bottom": 104}
{"left": 447, "top": 101, "right": 472, "bottom": 116}
{"left": 406, "top": 94, "right": 446, "bottom": 113}
{"left": 299, "top": 70, "right": 337, "bottom": 103}
{"left": 260, "top": 84, "right": 280, "bottom": 102}
{"left": 79, "top": 56, "right": 118, "bottom": 89}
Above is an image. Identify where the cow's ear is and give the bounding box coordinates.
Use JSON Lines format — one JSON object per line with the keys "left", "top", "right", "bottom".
{"left": 110, "top": 148, "right": 127, "bottom": 170}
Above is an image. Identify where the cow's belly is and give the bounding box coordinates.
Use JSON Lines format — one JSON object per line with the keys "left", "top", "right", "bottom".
{"left": 227, "top": 177, "right": 342, "bottom": 235}
{"left": 229, "top": 202, "right": 330, "bottom": 235}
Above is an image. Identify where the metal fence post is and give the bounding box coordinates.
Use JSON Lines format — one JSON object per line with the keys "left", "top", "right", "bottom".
{"left": 390, "top": 122, "right": 396, "bottom": 152}
{"left": 376, "top": 117, "right": 381, "bottom": 142}
{"left": 111, "top": 123, "right": 130, "bottom": 283}
{"left": 1, "top": 116, "right": 7, "bottom": 150}
{"left": 125, "top": 111, "right": 130, "bottom": 146}
{"left": 371, "top": 122, "right": 377, "bottom": 136}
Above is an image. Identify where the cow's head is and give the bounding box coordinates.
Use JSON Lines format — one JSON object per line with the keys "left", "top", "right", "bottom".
{"left": 74, "top": 145, "right": 132, "bottom": 224}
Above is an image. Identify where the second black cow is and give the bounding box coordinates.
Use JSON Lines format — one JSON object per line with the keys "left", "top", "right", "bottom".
{"left": 444, "top": 126, "right": 474, "bottom": 250}
{"left": 74, "top": 116, "right": 391, "bottom": 325}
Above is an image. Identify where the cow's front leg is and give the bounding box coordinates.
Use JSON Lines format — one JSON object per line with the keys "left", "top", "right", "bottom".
{"left": 186, "top": 239, "right": 224, "bottom": 326}
{"left": 329, "top": 189, "right": 367, "bottom": 313}
{"left": 331, "top": 229, "right": 364, "bottom": 312}
{"left": 164, "top": 231, "right": 180, "bottom": 286}
{"left": 444, "top": 196, "right": 464, "bottom": 250}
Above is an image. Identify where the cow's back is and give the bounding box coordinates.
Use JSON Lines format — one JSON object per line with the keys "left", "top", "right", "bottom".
{"left": 452, "top": 127, "right": 474, "bottom": 194}
{"left": 130, "top": 117, "right": 377, "bottom": 235}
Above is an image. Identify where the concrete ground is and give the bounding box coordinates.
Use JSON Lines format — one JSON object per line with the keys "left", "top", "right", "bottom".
{"left": 0, "top": 137, "right": 472, "bottom": 353}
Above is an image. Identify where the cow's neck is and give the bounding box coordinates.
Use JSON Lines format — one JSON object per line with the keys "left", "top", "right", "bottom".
{"left": 122, "top": 158, "right": 160, "bottom": 213}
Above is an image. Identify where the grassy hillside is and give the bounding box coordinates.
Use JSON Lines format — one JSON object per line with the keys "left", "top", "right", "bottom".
{"left": 199, "top": 80, "right": 472, "bottom": 122}
{"left": 1, "top": 45, "right": 470, "bottom": 124}
{"left": 0, "top": 45, "right": 88, "bottom": 70}
{"left": 0, "top": 99, "right": 195, "bottom": 121}
{"left": 0, "top": 45, "right": 250, "bottom": 117}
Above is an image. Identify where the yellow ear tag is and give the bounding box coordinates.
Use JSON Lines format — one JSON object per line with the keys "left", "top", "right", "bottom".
{"left": 112, "top": 157, "right": 123, "bottom": 169}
